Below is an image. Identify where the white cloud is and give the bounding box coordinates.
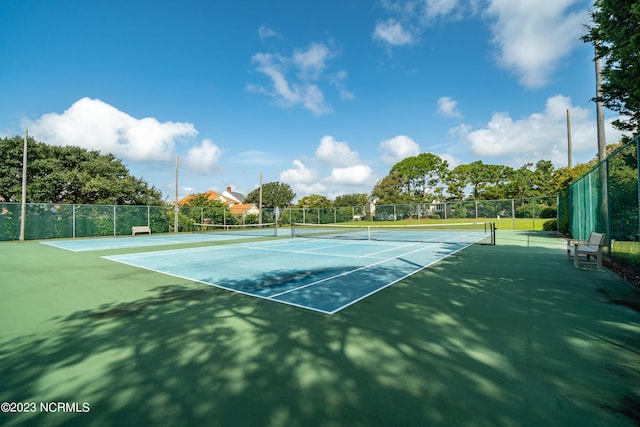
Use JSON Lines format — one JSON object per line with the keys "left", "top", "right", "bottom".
{"left": 249, "top": 41, "right": 351, "bottom": 116}
{"left": 293, "top": 43, "right": 333, "bottom": 80}
{"left": 279, "top": 160, "right": 326, "bottom": 196}
{"left": 372, "top": 19, "right": 414, "bottom": 46}
{"left": 315, "top": 135, "right": 360, "bottom": 167}
{"left": 437, "top": 96, "right": 462, "bottom": 118}
{"left": 423, "top": 0, "right": 465, "bottom": 20}
{"left": 485, "top": 0, "right": 587, "bottom": 88}
{"left": 249, "top": 52, "right": 332, "bottom": 116}
{"left": 278, "top": 139, "right": 378, "bottom": 199}
{"left": 379, "top": 135, "right": 421, "bottom": 164}
{"left": 279, "top": 160, "right": 319, "bottom": 183}
{"left": 330, "top": 70, "right": 355, "bottom": 101}
{"left": 25, "top": 97, "right": 197, "bottom": 162}
{"left": 326, "top": 165, "right": 375, "bottom": 186}
{"left": 439, "top": 153, "right": 462, "bottom": 169}
{"left": 258, "top": 25, "right": 279, "bottom": 41}
{"left": 376, "top": 0, "right": 586, "bottom": 88}
{"left": 459, "top": 94, "right": 626, "bottom": 167}
{"left": 292, "top": 182, "right": 328, "bottom": 196}
{"left": 184, "top": 139, "right": 221, "bottom": 174}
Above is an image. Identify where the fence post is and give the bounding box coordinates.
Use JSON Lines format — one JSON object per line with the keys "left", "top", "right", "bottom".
{"left": 532, "top": 198, "right": 536, "bottom": 230}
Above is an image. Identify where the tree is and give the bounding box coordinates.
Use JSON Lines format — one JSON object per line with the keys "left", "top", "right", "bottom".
{"left": 446, "top": 161, "right": 515, "bottom": 200}
{"left": 371, "top": 171, "right": 413, "bottom": 205}
{"left": 0, "top": 136, "right": 163, "bottom": 205}
{"left": 333, "top": 193, "right": 369, "bottom": 207}
{"left": 297, "top": 194, "right": 332, "bottom": 209}
{"left": 583, "top": 0, "right": 640, "bottom": 134}
{"left": 180, "top": 194, "right": 231, "bottom": 224}
{"left": 385, "top": 153, "right": 449, "bottom": 202}
{"left": 245, "top": 182, "right": 295, "bottom": 208}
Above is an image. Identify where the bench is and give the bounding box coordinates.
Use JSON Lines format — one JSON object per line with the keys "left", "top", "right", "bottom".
{"left": 132, "top": 226, "right": 152, "bottom": 236}
{"left": 568, "top": 232, "right": 605, "bottom": 270}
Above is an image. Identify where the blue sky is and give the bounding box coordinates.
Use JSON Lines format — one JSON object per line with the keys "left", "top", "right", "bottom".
{"left": 0, "top": 0, "right": 628, "bottom": 202}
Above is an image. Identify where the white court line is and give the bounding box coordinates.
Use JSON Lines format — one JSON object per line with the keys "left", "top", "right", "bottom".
{"left": 246, "top": 240, "right": 422, "bottom": 259}
{"left": 247, "top": 239, "right": 434, "bottom": 259}
{"left": 267, "top": 243, "right": 439, "bottom": 299}
{"left": 102, "top": 231, "right": 490, "bottom": 315}
{"left": 326, "top": 244, "right": 474, "bottom": 314}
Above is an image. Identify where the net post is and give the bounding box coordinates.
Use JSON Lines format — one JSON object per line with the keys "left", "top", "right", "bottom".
{"left": 492, "top": 222, "right": 496, "bottom": 245}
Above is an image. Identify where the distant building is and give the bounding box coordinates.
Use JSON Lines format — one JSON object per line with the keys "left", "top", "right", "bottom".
{"left": 178, "top": 186, "right": 257, "bottom": 218}
{"left": 221, "top": 186, "right": 246, "bottom": 204}
{"left": 177, "top": 190, "right": 222, "bottom": 206}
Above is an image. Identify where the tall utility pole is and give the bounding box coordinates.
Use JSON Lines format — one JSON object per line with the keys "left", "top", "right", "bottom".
{"left": 174, "top": 155, "right": 179, "bottom": 234}
{"left": 566, "top": 109, "right": 572, "bottom": 168}
{"left": 259, "top": 169, "right": 263, "bottom": 225}
{"left": 595, "top": 53, "right": 607, "bottom": 160}
{"left": 19, "top": 130, "right": 28, "bottom": 241}
{"left": 595, "top": 48, "right": 609, "bottom": 250}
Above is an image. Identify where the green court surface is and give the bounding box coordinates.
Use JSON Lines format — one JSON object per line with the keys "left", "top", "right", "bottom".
{"left": 1, "top": 231, "right": 639, "bottom": 426}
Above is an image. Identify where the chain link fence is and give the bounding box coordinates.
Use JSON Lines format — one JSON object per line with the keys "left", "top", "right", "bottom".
{"left": 559, "top": 135, "right": 640, "bottom": 268}
{"left": 278, "top": 196, "right": 557, "bottom": 230}
{"left": 2, "top": 196, "right": 558, "bottom": 241}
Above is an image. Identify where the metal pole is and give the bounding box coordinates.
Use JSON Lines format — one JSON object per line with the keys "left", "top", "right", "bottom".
{"left": 566, "top": 109, "right": 572, "bottom": 168}
{"left": 174, "top": 156, "right": 179, "bottom": 233}
{"left": 19, "top": 130, "right": 28, "bottom": 241}
{"left": 259, "top": 169, "right": 263, "bottom": 225}
{"left": 595, "top": 49, "right": 609, "bottom": 242}
{"left": 595, "top": 53, "right": 607, "bottom": 161}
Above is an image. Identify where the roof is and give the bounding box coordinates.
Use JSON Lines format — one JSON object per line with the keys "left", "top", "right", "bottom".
{"left": 230, "top": 203, "right": 258, "bottom": 215}
{"left": 222, "top": 186, "right": 246, "bottom": 204}
{"left": 177, "top": 190, "right": 222, "bottom": 206}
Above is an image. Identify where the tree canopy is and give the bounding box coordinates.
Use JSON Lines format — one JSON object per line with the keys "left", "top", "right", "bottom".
{"left": 245, "top": 181, "right": 296, "bottom": 208}
{"left": 0, "top": 136, "right": 163, "bottom": 205}
{"left": 297, "top": 194, "right": 332, "bottom": 208}
{"left": 333, "top": 193, "right": 369, "bottom": 207}
{"left": 389, "top": 153, "right": 449, "bottom": 202}
{"left": 373, "top": 153, "right": 592, "bottom": 205}
{"left": 583, "top": 0, "right": 640, "bottom": 134}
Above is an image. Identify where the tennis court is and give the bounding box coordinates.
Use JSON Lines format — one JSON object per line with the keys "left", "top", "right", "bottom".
{"left": 2, "top": 229, "right": 639, "bottom": 426}
{"left": 41, "top": 223, "right": 278, "bottom": 252}
{"left": 103, "top": 231, "right": 486, "bottom": 314}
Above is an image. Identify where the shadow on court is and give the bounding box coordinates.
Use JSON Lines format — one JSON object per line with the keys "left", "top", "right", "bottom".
{"left": 0, "top": 232, "right": 639, "bottom": 426}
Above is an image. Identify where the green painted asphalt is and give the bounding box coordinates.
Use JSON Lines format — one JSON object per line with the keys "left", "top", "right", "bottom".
{"left": 0, "top": 231, "right": 638, "bottom": 426}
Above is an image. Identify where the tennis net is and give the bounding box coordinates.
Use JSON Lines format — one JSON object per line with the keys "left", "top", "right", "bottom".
{"left": 291, "top": 222, "right": 495, "bottom": 245}
{"left": 194, "top": 223, "right": 278, "bottom": 237}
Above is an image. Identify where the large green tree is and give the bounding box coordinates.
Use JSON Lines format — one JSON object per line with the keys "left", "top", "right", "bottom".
{"left": 245, "top": 182, "right": 296, "bottom": 208}
{"left": 384, "top": 153, "right": 449, "bottom": 202}
{"left": 0, "top": 136, "right": 163, "bottom": 205}
{"left": 333, "top": 193, "right": 369, "bottom": 207}
{"left": 297, "top": 194, "right": 332, "bottom": 208}
{"left": 583, "top": 0, "right": 640, "bottom": 134}
{"left": 180, "top": 194, "right": 231, "bottom": 224}
{"left": 371, "top": 171, "right": 413, "bottom": 205}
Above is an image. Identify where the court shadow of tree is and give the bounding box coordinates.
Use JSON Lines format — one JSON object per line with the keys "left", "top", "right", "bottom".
{"left": 1, "top": 244, "right": 639, "bottom": 426}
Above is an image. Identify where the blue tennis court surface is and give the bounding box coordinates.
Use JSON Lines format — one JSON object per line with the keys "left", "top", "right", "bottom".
{"left": 104, "top": 236, "right": 484, "bottom": 314}
{"left": 40, "top": 231, "right": 277, "bottom": 252}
